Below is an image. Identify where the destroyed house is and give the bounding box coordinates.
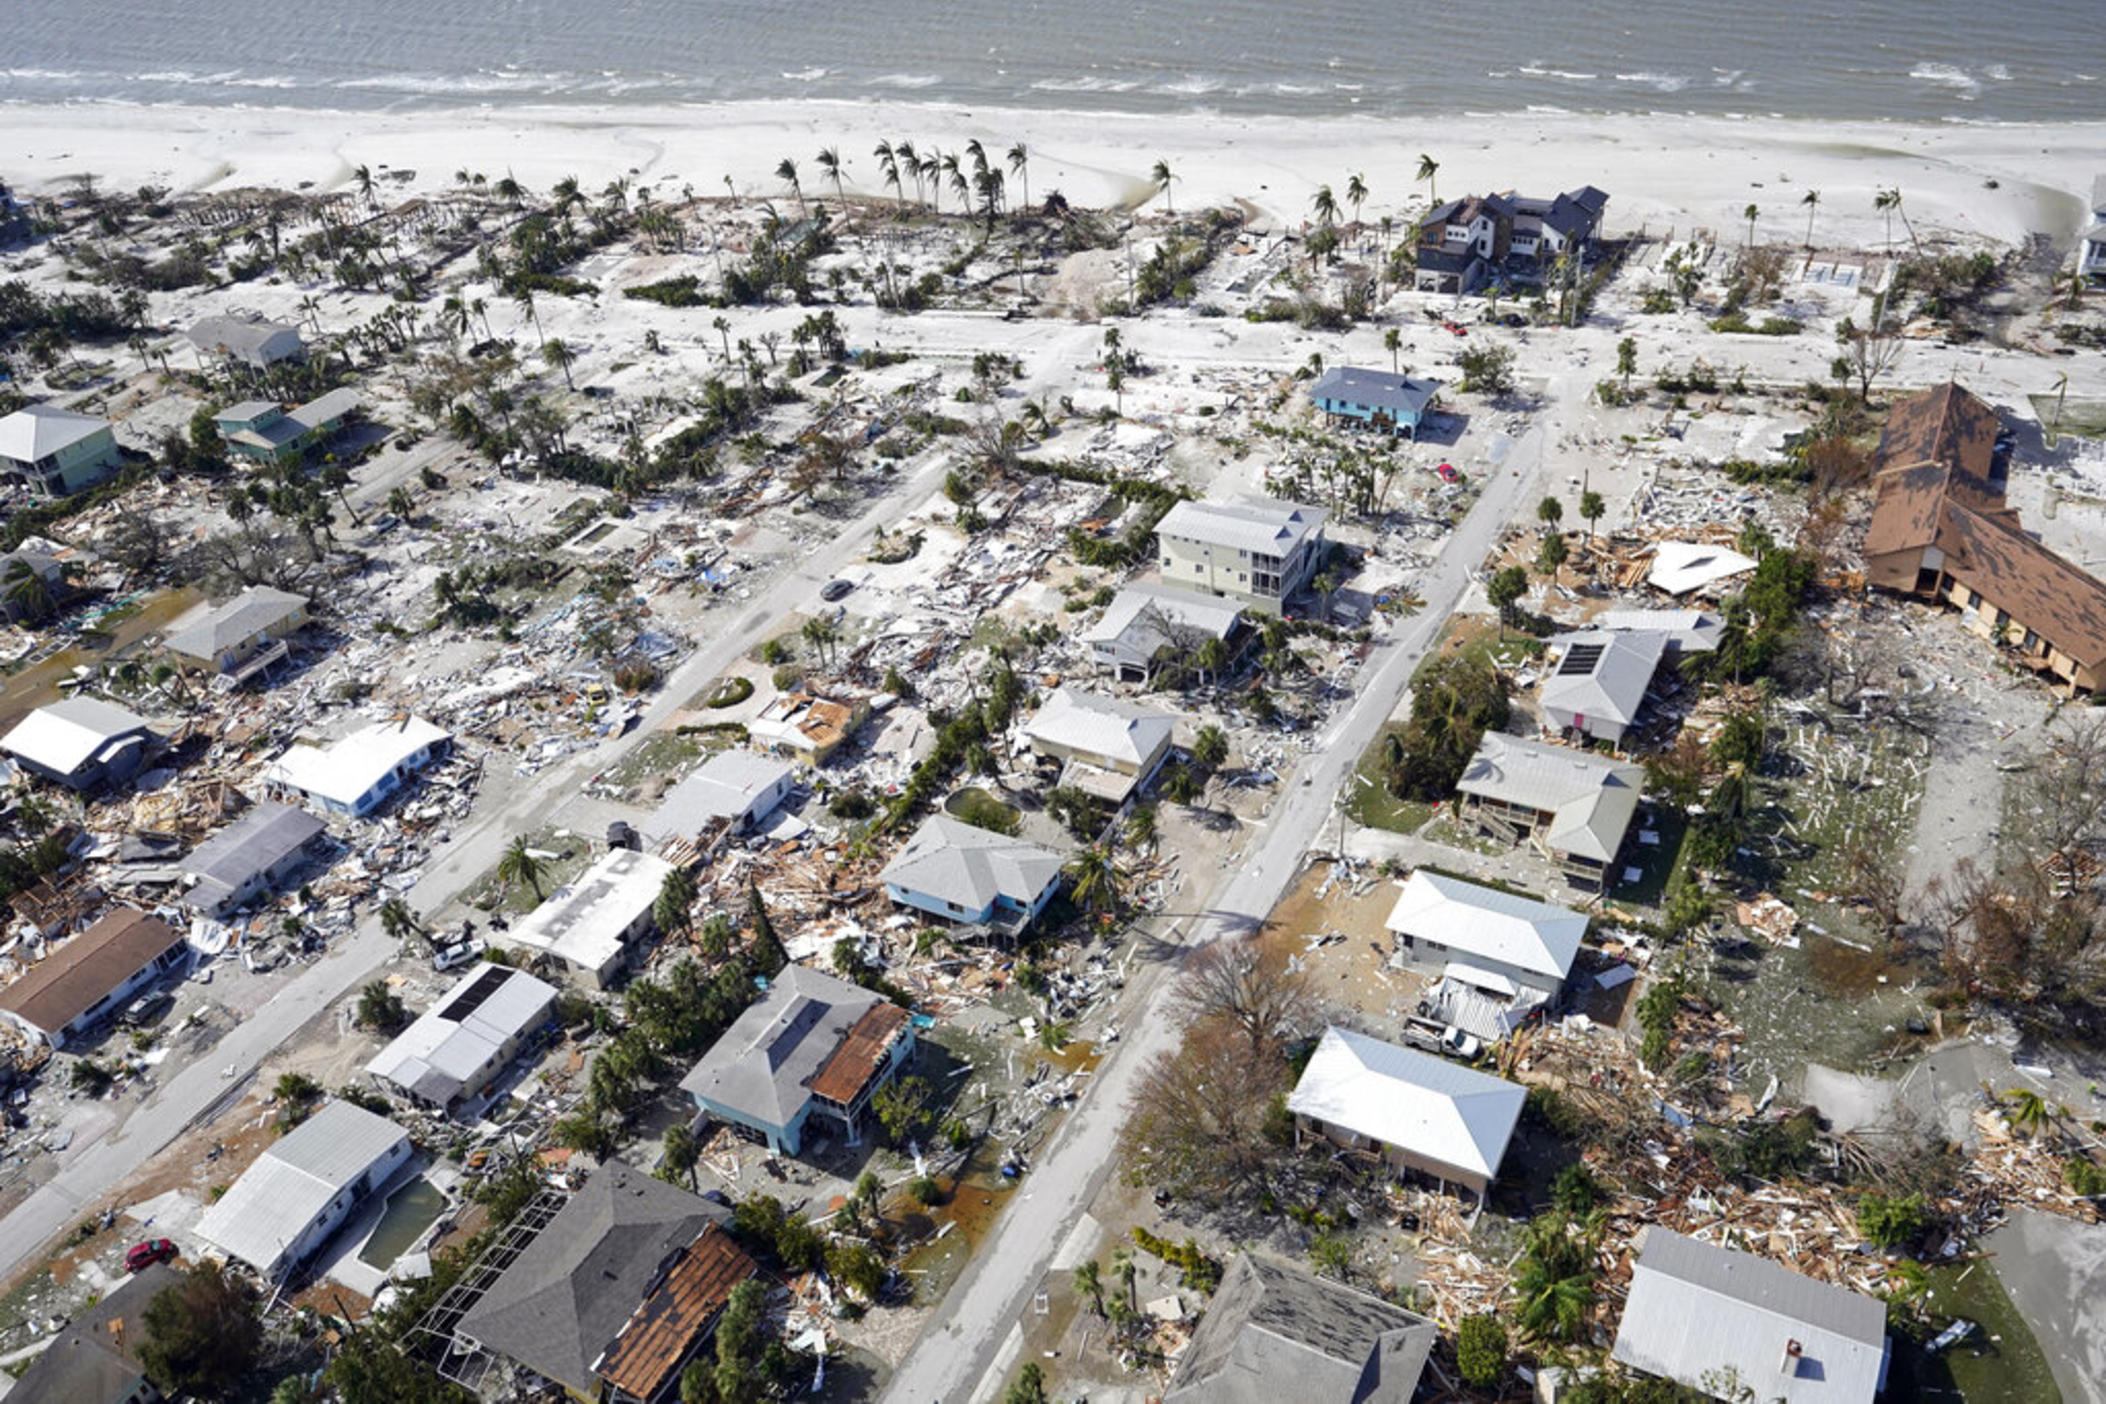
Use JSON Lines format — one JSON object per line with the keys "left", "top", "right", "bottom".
{"left": 162, "top": 585, "right": 309, "bottom": 681}
{"left": 193, "top": 1099, "right": 412, "bottom": 1280}
{"left": 1154, "top": 497, "right": 1328, "bottom": 616}
{"left": 1864, "top": 382, "right": 2106, "bottom": 693}
{"left": 1308, "top": 367, "right": 1441, "bottom": 440}
{"left": 643, "top": 749, "right": 794, "bottom": 844}
{"left": 507, "top": 847, "right": 676, "bottom": 989}
{"left": 1611, "top": 1227, "right": 1889, "bottom": 1404}
{"left": 262, "top": 715, "right": 451, "bottom": 818}
{"left": 680, "top": 964, "right": 914, "bottom": 1157}
{"left": 453, "top": 1163, "right": 753, "bottom": 1404}
{"left": 366, "top": 964, "right": 558, "bottom": 1116}
{"left": 1287, "top": 1027, "right": 1525, "bottom": 1199}
{"left": 1022, "top": 687, "right": 1175, "bottom": 804}
{"left": 1538, "top": 629, "right": 1668, "bottom": 746}
{"left": 0, "top": 696, "right": 157, "bottom": 790}
{"left": 1163, "top": 1253, "right": 1436, "bottom": 1404}
{"left": 0, "top": 907, "right": 186, "bottom": 1050}
{"left": 179, "top": 800, "right": 327, "bottom": 916}
{"left": 880, "top": 814, "right": 1065, "bottom": 934}
{"left": 1453, "top": 733, "right": 1644, "bottom": 890}
{"left": 748, "top": 690, "right": 865, "bottom": 765}
{"left": 1079, "top": 583, "right": 1244, "bottom": 683}
{"left": 11, "top": 1260, "right": 178, "bottom": 1404}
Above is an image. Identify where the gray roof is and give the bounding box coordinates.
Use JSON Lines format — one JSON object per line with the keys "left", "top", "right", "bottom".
{"left": 1456, "top": 733, "right": 1644, "bottom": 863}
{"left": 1611, "top": 1227, "right": 1888, "bottom": 1403}
{"left": 163, "top": 585, "right": 307, "bottom": 661}
{"left": 367, "top": 964, "right": 559, "bottom": 1108}
{"left": 12, "top": 1260, "right": 178, "bottom": 1404}
{"left": 1080, "top": 583, "right": 1242, "bottom": 662}
{"left": 680, "top": 964, "right": 884, "bottom": 1131}
{"left": 1165, "top": 1254, "right": 1435, "bottom": 1404}
{"left": 1309, "top": 368, "right": 1441, "bottom": 418}
{"left": 879, "top": 814, "right": 1065, "bottom": 913}
{"left": 193, "top": 1100, "right": 409, "bottom": 1275}
{"left": 218, "top": 399, "right": 280, "bottom": 423}
{"left": 643, "top": 749, "right": 794, "bottom": 843}
{"left": 1540, "top": 630, "right": 1668, "bottom": 730}
{"left": 457, "top": 1160, "right": 730, "bottom": 1397}
{"left": 2092, "top": 174, "right": 2106, "bottom": 214}
{"left": 1541, "top": 185, "right": 1610, "bottom": 236}
{"left": 0, "top": 697, "right": 154, "bottom": 777}
{"left": 0, "top": 404, "right": 110, "bottom": 464}
{"left": 1156, "top": 498, "right": 1328, "bottom": 557}
{"left": 180, "top": 800, "right": 325, "bottom": 909}
{"left": 1582, "top": 609, "right": 1723, "bottom": 653}
{"left": 187, "top": 315, "right": 304, "bottom": 365}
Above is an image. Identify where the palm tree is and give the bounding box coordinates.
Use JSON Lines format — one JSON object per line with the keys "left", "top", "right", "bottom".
{"left": 1311, "top": 184, "right": 1339, "bottom": 229}
{"left": 1151, "top": 159, "right": 1176, "bottom": 217}
{"left": 816, "top": 147, "right": 846, "bottom": 206}
{"left": 661, "top": 1122, "right": 700, "bottom": 1189}
{"left": 2000, "top": 1087, "right": 2049, "bottom": 1139}
{"left": 894, "top": 140, "right": 922, "bottom": 209}
{"left": 1512, "top": 1251, "right": 1593, "bottom": 1342}
{"left": 541, "top": 337, "right": 577, "bottom": 391}
{"left": 655, "top": 867, "right": 697, "bottom": 937}
{"left": 1065, "top": 844, "right": 1123, "bottom": 916}
{"left": 3, "top": 559, "right": 52, "bottom": 624}
{"left": 1887, "top": 187, "right": 1921, "bottom": 255}
{"left": 1007, "top": 142, "right": 1030, "bottom": 213}
{"left": 387, "top": 485, "right": 416, "bottom": 523}
{"left": 874, "top": 140, "right": 901, "bottom": 210}
{"left": 1874, "top": 188, "right": 1900, "bottom": 253}
{"left": 1616, "top": 335, "right": 1638, "bottom": 392}
{"left": 497, "top": 836, "right": 546, "bottom": 902}
{"left": 1415, "top": 153, "right": 1440, "bottom": 209}
{"left": 1384, "top": 327, "right": 1402, "bottom": 373}
{"left": 1196, "top": 635, "right": 1229, "bottom": 688}
{"left": 1800, "top": 188, "right": 1820, "bottom": 248}
{"left": 944, "top": 152, "right": 969, "bottom": 212}
{"left": 1073, "top": 1259, "right": 1105, "bottom": 1318}
{"left": 776, "top": 158, "right": 805, "bottom": 216}
{"left": 1580, "top": 489, "right": 1605, "bottom": 539}
{"left": 1345, "top": 172, "right": 1368, "bottom": 240}
{"left": 353, "top": 164, "right": 375, "bottom": 207}
{"left": 1743, "top": 202, "right": 1759, "bottom": 249}
{"left": 513, "top": 285, "right": 543, "bottom": 343}
{"left": 377, "top": 896, "right": 420, "bottom": 945}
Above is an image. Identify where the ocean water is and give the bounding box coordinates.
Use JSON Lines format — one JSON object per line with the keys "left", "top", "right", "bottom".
{"left": 3, "top": 0, "right": 2103, "bottom": 121}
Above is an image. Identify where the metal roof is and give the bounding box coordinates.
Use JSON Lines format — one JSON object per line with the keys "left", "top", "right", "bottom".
{"left": 507, "top": 848, "right": 673, "bottom": 976}
{"left": 1456, "top": 733, "right": 1645, "bottom": 863}
{"left": 1165, "top": 1253, "right": 1435, "bottom": 1404}
{"left": 1384, "top": 871, "right": 1586, "bottom": 980}
{"left": 1308, "top": 367, "right": 1441, "bottom": 417}
{"left": 367, "top": 964, "right": 559, "bottom": 1108}
{"left": 0, "top": 697, "right": 154, "bottom": 777}
{"left": 0, "top": 404, "right": 110, "bottom": 464}
{"left": 879, "top": 813, "right": 1065, "bottom": 914}
{"left": 180, "top": 800, "right": 324, "bottom": 910}
{"left": 1156, "top": 497, "right": 1328, "bottom": 557}
{"left": 1584, "top": 609, "right": 1723, "bottom": 653}
{"left": 680, "top": 964, "right": 887, "bottom": 1131}
{"left": 1286, "top": 1027, "right": 1525, "bottom": 1181}
{"left": 643, "top": 749, "right": 793, "bottom": 843}
{"left": 186, "top": 315, "right": 303, "bottom": 364}
{"left": 194, "top": 1100, "right": 409, "bottom": 1275}
{"left": 1080, "top": 584, "right": 1242, "bottom": 663}
{"left": 1023, "top": 687, "right": 1175, "bottom": 769}
{"left": 163, "top": 585, "right": 307, "bottom": 661}
{"left": 1540, "top": 629, "right": 1668, "bottom": 730}
{"left": 1611, "top": 1226, "right": 1889, "bottom": 1403}
{"left": 263, "top": 715, "right": 449, "bottom": 811}
{"left": 1647, "top": 540, "right": 1758, "bottom": 596}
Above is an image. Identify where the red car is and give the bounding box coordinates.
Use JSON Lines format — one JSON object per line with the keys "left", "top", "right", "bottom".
{"left": 1443, "top": 321, "right": 1468, "bottom": 337}
{"left": 1433, "top": 463, "right": 1461, "bottom": 484}
{"left": 125, "top": 1239, "right": 177, "bottom": 1273}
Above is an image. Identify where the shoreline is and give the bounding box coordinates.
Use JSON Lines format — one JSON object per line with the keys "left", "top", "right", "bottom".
{"left": 7, "top": 99, "right": 2105, "bottom": 250}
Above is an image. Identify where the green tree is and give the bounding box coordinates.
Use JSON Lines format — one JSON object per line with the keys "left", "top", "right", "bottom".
{"left": 1536, "top": 532, "right": 1569, "bottom": 576}
{"left": 1857, "top": 1191, "right": 1929, "bottom": 1250}
{"left": 1065, "top": 843, "right": 1124, "bottom": 917}
{"left": 1579, "top": 488, "right": 1606, "bottom": 538}
{"left": 1191, "top": 723, "right": 1229, "bottom": 772}
{"left": 1486, "top": 563, "right": 1530, "bottom": 636}
{"left": 1383, "top": 326, "right": 1402, "bottom": 373}
{"left": 1073, "top": 1258, "right": 1105, "bottom": 1318}
{"left": 356, "top": 980, "right": 407, "bottom": 1031}
{"left": 1415, "top": 152, "right": 1440, "bottom": 207}
{"left": 661, "top": 1121, "right": 700, "bottom": 1189}
{"left": 328, "top": 1333, "right": 470, "bottom": 1404}
{"left": 540, "top": 337, "right": 577, "bottom": 391}
{"left": 497, "top": 836, "right": 545, "bottom": 902}
{"left": 1800, "top": 188, "right": 1820, "bottom": 248}
{"left": 746, "top": 879, "right": 787, "bottom": 973}
{"left": 2, "top": 558, "right": 53, "bottom": 624}
{"left": 1005, "top": 1362, "right": 1050, "bottom": 1404}
{"left": 1536, "top": 495, "right": 1564, "bottom": 528}
{"left": 377, "top": 896, "right": 420, "bottom": 945}
{"left": 139, "top": 1263, "right": 262, "bottom": 1397}
{"left": 1456, "top": 1313, "right": 1508, "bottom": 1388}
{"left": 655, "top": 865, "right": 698, "bottom": 938}
{"left": 1151, "top": 159, "right": 1175, "bottom": 217}
{"left": 1616, "top": 335, "right": 1638, "bottom": 392}
{"left": 1511, "top": 1214, "right": 1597, "bottom": 1342}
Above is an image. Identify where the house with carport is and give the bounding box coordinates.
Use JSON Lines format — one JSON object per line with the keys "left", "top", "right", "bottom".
{"left": 1022, "top": 686, "right": 1175, "bottom": 807}
{"left": 1453, "top": 733, "right": 1644, "bottom": 890}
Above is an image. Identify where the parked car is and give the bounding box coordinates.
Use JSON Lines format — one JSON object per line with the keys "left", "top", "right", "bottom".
{"left": 119, "top": 991, "right": 174, "bottom": 1029}
{"left": 433, "top": 938, "right": 486, "bottom": 973}
{"left": 1432, "top": 462, "right": 1461, "bottom": 484}
{"left": 125, "top": 1239, "right": 177, "bottom": 1272}
{"left": 821, "top": 578, "right": 854, "bottom": 602}
{"left": 1443, "top": 320, "right": 1468, "bottom": 337}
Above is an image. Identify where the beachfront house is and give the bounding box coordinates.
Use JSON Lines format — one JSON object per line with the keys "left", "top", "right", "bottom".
{"left": 162, "top": 585, "right": 310, "bottom": 683}
{"left": 1413, "top": 186, "right": 1607, "bottom": 294}
{"left": 366, "top": 964, "right": 559, "bottom": 1117}
{"left": 681, "top": 964, "right": 915, "bottom": 1157}
{"left": 1863, "top": 381, "right": 2106, "bottom": 693}
{"left": 1080, "top": 582, "right": 1244, "bottom": 684}
{"left": 0, "top": 697, "right": 159, "bottom": 791}
{"left": 9, "top": 1260, "right": 180, "bottom": 1404}
{"left": 452, "top": 1161, "right": 755, "bottom": 1404}
{"left": 1022, "top": 687, "right": 1176, "bottom": 807}
{"left": 0, "top": 404, "right": 124, "bottom": 496}
{"left": 187, "top": 314, "right": 305, "bottom": 370}
{"left": 1286, "top": 1026, "right": 1526, "bottom": 1201}
{"left": 213, "top": 388, "right": 359, "bottom": 467}
{"left": 1538, "top": 629, "right": 1669, "bottom": 746}
{"left": 2081, "top": 175, "right": 2106, "bottom": 283}
{"left": 193, "top": 1099, "right": 412, "bottom": 1281}
{"left": 506, "top": 847, "right": 675, "bottom": 989}
{"left": 1611, "top": 1226, "right": 1891, "bottom": 1403}
{"left": 178, "top": 800, "right": 328, "bottom": 917}
{"left": 1308, "top": 367, "right": 1441, "bottom": 439}
{"left": 643, "top": 750, "right": 796, "bottom": 845}
{"left": 1154, "top": 497, "right": 1328, "bottom": 617}
{"left": 880, "top": 814, "right": 1065, "bottom": 935}
{"left": 1163, "top": 1254, "right": 1436, "bottom": 1404}
{"left": 1453, "top": 733, "right": 1645, "bottom": 891}
{"left": 262, "top": 715, "right": 451, "bottom": 818}
{"left": 0, "top": 908, "right": 187, "bottom": 1050}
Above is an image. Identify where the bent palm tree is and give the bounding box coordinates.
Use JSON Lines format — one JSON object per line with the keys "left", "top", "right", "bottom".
{"left": 1800, "top": 188, "right": 1820, "bottom": 248}
{"left": 816, "top": 147, "right": 845, "bottom": 206}
{"left": 776, "top": 158, "right": 805, "bottom": 216}
{"left": 1151, "top": 159, "right": 1175, "bottom": 217}
{"left": 1065, "top": 844, "right": 1124, "bottom": 916}
{"left": 497, "top": 836, "right": 546, "bottom": 902}
{"left": 1007, "top": 142, "right": 1030, "bottom": 213}
{"left": 1415, "top": 153, "right": 1440, "bottom": 208}
{"left": 1311, "top": 184, "right": 1339, "bottom": 229}
{"left": 541, "top": 337, "right": 577, "bottom": 391}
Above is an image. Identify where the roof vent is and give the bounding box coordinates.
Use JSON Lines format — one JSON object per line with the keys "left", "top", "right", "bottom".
{"left": 1781, "top": 1338, "right": 1803, "bottom": 1373}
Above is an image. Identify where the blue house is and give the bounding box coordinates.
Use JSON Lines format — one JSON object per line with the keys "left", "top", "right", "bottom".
{"left": 1309, "top": 368, "right": 1441, "bottom": 440}
{"left": 679, "top": 965, "right": 915, "bottom": 1156}
{"left": 880, "top": 814, "right": 1065, "bottom": 935}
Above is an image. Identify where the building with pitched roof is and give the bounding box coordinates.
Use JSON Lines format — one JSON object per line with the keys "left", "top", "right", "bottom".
{"left": 506, "top": 848, "right": 675, "bottom": 989}
{"left": 679, "top": 964, "right": 914, "bottom": 1157}
{"left": 262, "top": 715, "right": 451, "bottom": 818}
{"left": 1611, "top": 1226, "right": 1890, "bottom": 1403}
{"left": 0, "top": 696, "right": 158, "bottom": 790}
{"left": 748, "top": 690, "right": 866, "bottom": 765}
{"left": 0, "top": 907, "right": 187, "bottom": 1050}
{"left": 213, "top": 388, "right": 359, "bottom": 467}
{"left": 366, "top": 964, "right": 558, "bottom": 1116}
{"left": 1155, "top": 497, "right": 1328, "bottom": 616}
{"left": 0, "top": 404, "right": 124, "bottom": 495}
{"left": 1308, "top": 368, "right": 1441, "bottom": 440}
{"left": 455, "top": 1162, "right": 751, "bottom": 1404}
{"left": 1385, "top": 870, "right": 1585, "bottom": 999}
{"left": 187, "top": 314, "right": 305, "bottom": 368}
{"left": 1080, "top": 582, "right": 1244, "bottom": 683}
{"left": 1412, "top": 186, "right": 1608, "bottom": 293}
{"left": 1287, "top": 1027, "right": 1525, "bottom": 1198}
{"left": 1576, "top": 608, "right": 1723, "bottom": 654}
{"left": 1022, "top": 687, "right": 1175, "bottom": 803}
{"left": 162, "top": 585, "right": 309, "bottom": 681}
{"left": 880, "top": 814, "right": 1065, "bottom": 934}
{"left": 1864, "top": 382, "right": 2106, "bottom": 693}
{"left": 1539, "top": 629, "right": 1668, "bottom": 745}
{"left": 643, "top": 750, "right": 795, "bottom": 844}
{"left": 194, "top": 1099, "right": 412, "bottom": 1279}
{"left": 179, "top": 800, "right": 327, "bottom": 916}
{"left": 1163, "top": 1254, "right": 1436, "bottom": 1404}
{"left": 1454, "top": 733, "right": 1644, "bottom": 890}
{"left": 10, "top": 1259, "right": 178, "bottom": 1404}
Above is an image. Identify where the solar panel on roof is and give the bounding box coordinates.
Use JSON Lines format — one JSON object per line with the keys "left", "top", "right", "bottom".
{"left": 1557, "top": 644, "right": 1606, "bottom": 675}
{"left": 440, "top": 964, "right": 512, "bottom": 1023}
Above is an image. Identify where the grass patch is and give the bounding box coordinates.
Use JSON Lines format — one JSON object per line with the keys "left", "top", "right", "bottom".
{"left": 1889, "top": 1259, "right": 2063, "bottom": 1404}
{"left": 944, "top": 786, "right": 1021, "bottom": 836}
{"left": 1608, "top": 806, "right": 1687, "bottom": 909}
{"left": 1342, "top": 724, "right": 1435, "bottom": 835}
{"left": 600, "top": 731, "right": 705, "bottom": 792}
{"left": 462, "top": 825, "right": 595, "bottom": 916}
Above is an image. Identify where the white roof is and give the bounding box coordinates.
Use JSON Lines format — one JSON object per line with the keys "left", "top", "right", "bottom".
{"left": 0, "top": 697, "right": 153, "bottom": 776}
{"left": 1647, "top": 540, "right": 1757, "bottom": 596}
{"left": 263, "top": 716, "right": 450, "bottom": 809}
{"left": 1080, "top": 583, "right": 1242, "bottom": 656}
{"left": 1384, "top": 871, "right": 1586, "bottom": 981}
{"left": 508, "top": 848, "right": 674, "bottom": 975}
{"left": 644, "top": 750, "right": 794, "bottom": 842}
{"left": 1540, "top": 631, "right": 1668, "bottom": 730}
{"left": 1287, "top": 1027, "right": 1524, "bottom": 1181}
{"left": 1023, "top": 687, "right": 1175, "bottom": 768}
{"left": 1456, "top": 733, "right": 1645, "bottom": 863}
{"left": 194, "top": 1100, "right": 408, "bottom": 1274}
{"left": 1156, "top": 498, "right": 1328, "bottom": 556}
{"left": 187, "top": 315, "right": 303, "bottom": 363}
{"left": 0, "top": 405, "right": 110, "bottom": 463}
{"left": 880, "top": 814, "right": 1065, "bottom": 913}
{"left": 367, "top": 964, "right": 559, "bottom": 1107}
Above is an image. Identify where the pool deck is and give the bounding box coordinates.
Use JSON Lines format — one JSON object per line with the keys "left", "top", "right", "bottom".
{"left": 317, "top": 1155, "right": 458, "bottom": 1298}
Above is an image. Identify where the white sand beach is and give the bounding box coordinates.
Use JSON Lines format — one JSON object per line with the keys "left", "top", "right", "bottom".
{"left": 7, "top": 100, "right": 2103, "bottom": 252}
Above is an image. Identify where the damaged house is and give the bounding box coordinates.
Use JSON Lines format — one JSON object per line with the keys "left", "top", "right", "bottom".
{"left": 1453, "top": 733, "right": 1644, "bottom": 891}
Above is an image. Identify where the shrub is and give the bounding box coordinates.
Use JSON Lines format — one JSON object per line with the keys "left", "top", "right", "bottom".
{"left": 1550, "top": 1162, "right": 1602, "bottom": 1215}
{"left": 706, "top": 676, "right": 755, "bottom": 708}
{"left": 1456, "top": 1313, "right": 1507, "bottom": 1388}
{"left": 908, "top": 1175, "right": 944, "bottom": 1206}
{"left": 2065, "top": 1158, "right": 2106, "bottom": 1197}
{"left": 1857, "top": 1192, "right": 1930, "bottom": 1250}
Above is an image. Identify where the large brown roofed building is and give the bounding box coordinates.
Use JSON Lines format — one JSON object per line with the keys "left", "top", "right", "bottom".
{"left": 0, "top": 907, "right": 186, "bottom": 1049}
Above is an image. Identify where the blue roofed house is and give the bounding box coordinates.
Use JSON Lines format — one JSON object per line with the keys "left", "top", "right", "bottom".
{"left": 1308, "top": 368, "right": 1441, "bottom": 440}
{"left": 880, "top": 814, "right": 1065, "bottom": 935}
{"left": 214, "top": 388, "right": 359, "bottom": 467}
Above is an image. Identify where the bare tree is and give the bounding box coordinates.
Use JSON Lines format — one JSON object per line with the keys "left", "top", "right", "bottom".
{"left": 1170, "top": 940, "right": 1320, "bottom": 1059}
{"left": 1119, "top": 1016, "right": 1291, "bottom": 1204}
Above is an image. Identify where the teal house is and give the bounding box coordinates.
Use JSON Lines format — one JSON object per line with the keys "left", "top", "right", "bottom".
{"left": 215, "top": 388, "right": 359, "bottom": 466}
{"left": 1309, "top": 368, "right": 1441, "bottom": 440}
{"left": 0, "top": 405, "right": 123, "bottom": 495}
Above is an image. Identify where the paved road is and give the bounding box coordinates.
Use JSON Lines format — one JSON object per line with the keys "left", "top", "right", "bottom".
{"left": 878, "top": 378, "right": 1565, "bottom": 1404}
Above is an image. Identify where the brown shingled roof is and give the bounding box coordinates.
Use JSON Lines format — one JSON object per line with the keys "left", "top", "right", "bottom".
{"left": 0, "top": 908, "right": 181, "bottom": 1038}
{"left": 1937, "top": 503, "right": 2106, "bottom": 670}
{"left": 809, "top": 1002, "right": 911, "bottom": 1106}
{"left": 1866, "top": 383, "right": 2005, "bottom": 557}
{"left": 593, "top": 1224, "right": 756, "bottom": 1401}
